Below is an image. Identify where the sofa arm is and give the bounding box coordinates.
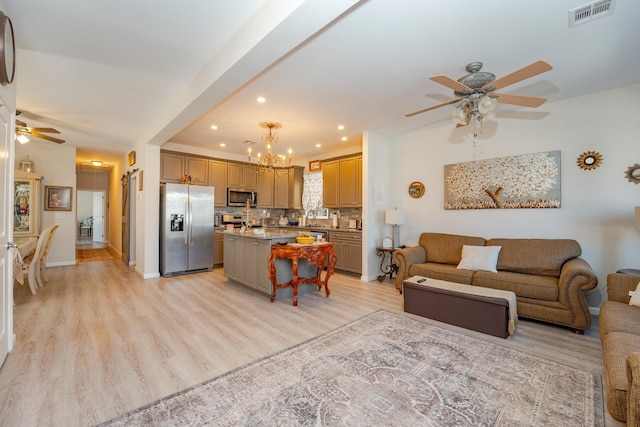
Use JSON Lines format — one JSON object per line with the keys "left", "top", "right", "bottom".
{"left": 557, "top": 257, "right": 598, "bottom": 330}
{"left": 393, "top": 246, "right": 426, "bottom": 291}
{"left": 627, "top": 353, "right": 640, "bottom": 427}
{"left": 607, "top": 273, "right": 640, "bottom": 304}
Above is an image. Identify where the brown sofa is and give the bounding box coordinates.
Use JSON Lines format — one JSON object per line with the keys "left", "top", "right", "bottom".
{"left": 599, "top": 273, "right": 640, "bottom": 425}
{"left": 394, "top": 232, "right": 598, "bottom": 332}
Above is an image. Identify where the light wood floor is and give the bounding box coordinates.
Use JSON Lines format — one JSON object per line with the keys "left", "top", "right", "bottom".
{"left": 1, "top": 259, "right": 620, "bottom": 426}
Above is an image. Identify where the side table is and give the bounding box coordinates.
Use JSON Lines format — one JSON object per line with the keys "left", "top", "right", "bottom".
{"left": 376, "top": 246, "right": 399, "bottom": 282}
{"left": 617, "top": 269, "right": 640, "bottom": 275}
{"left": 269, "top": 242, "right": 337, "bottom": 306}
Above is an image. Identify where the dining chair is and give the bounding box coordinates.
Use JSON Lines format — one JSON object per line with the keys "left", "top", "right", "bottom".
{"left": 36, "top": 224, "right": 59, "bottom": 288}
{"left": 19, "top": 227, "right": 53, "bottom": 295}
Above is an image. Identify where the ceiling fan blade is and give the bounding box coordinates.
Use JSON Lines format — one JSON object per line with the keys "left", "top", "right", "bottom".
{"left": 430, "top": 75, "right": 473, "bottom": 93}
{"left": 28, "top": 131, "right": 65, "bottom": 144}
{"left": 25, "top": 127, "right": 61, "bottom": 134}
{"left": 493, "top": 93, "right": 547, "bottom": 108}
{"left": 405, "top": 98, "right": 462, "bottom": 117}
{"left": 481, "top": 60, "right": 552, "bottom": 92}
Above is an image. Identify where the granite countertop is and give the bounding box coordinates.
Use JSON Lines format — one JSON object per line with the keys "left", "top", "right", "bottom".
{"left": 220, "top": 229, "right": 299, "bottom": 240}
{"left": 271, "top": 225, "right": 362, "bottom": 234}
{"left": 215, "top": 225, "right": 362, "bottom": 238}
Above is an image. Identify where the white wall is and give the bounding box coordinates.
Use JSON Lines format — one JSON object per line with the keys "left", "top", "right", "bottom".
{"left": 77, "top": 191, "right": 93, "bottom": 223}
{"left": 15, "top": 141, "right": 77, "bottom": 266}
{"left": 362, "top": 132, "right": 392, "bottom": 281}
{"left": 390, "top": 83, "right": 640, "bottom": 309}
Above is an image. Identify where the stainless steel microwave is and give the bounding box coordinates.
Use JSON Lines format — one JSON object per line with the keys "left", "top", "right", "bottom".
{"left": 227, "top": 188, "right": 257, "bottom": 207}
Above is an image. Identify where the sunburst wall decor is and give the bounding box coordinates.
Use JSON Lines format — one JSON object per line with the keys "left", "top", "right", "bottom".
{"left": 576, "top": 151, "right": 603, "bottom": 171}
{"left": 625, "top": 163, "right": 640, "bottom": 184}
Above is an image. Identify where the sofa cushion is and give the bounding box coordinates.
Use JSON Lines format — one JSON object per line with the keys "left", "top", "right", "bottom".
{"left": 420, "top": 233, "right": 486, "bottom": 265}
{"left": 600, "top": 301, "right": 640, "bottom": 336}
{"left": 408, "top": 262, "right": 474, "bottom": 284}
{"left": 457, "top": 245, "right": 501, "bottom": 272}
{"left": 472, "top": 271, "right": 559, "bottom": 301}
{"left": 486, "top": 238, "right": 581, "bottom": 277}
{"left": 630, "top": 281, "right": 640, "bottom": 307}
{"left": 602, "top": 332, "right": 640, "bottom": 422}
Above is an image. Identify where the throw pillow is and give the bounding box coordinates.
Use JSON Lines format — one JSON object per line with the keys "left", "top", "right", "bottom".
{"left": 457, "top": 245, "right": 502, "bottom": 273}
{"left": 630, "top": 281, "right": 640, "bottom": 307}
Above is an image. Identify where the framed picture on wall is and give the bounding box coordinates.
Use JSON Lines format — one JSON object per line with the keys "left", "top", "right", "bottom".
{"left": 309, "top": 160, "right": 322, "bottom": 172}
{"left": 44, "top": 185, "right": 72, "bottom": 211}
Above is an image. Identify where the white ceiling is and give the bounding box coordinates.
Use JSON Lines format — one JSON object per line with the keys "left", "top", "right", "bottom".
{"left": 4, "top": 0, "right": 640, "bottom": 167}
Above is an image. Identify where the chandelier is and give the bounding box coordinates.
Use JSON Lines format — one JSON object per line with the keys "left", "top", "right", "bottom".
{"left": 248, "top": 121, "right": 291, "bottom": 175}
{"left": 450, "top": 93, "right": 497, "bottom": 146}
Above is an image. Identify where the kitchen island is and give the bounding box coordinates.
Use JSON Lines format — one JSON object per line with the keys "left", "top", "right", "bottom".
{"left": 222, "top": 229, "right": 321, "bottom": 301}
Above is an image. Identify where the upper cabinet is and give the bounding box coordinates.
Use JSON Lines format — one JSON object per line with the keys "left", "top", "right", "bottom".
{"left": 160, "top": 152, "right": 184, "bottom": 183}
{"left": 228, "top": 163, "right": 257, "bottom": 190}
{"left": 323, "top": 154, "right": 362, "bottom": 208}
{"left": 274, "top": 166, "right": 304, "bottom": 209}
{"left": 256, "top": 170, "right": 274, "bottom": 208}
{"left": 14, "top": 170, "right": 43, "bottom": 238}
{"left": 185, "top": 157, "right": 208, "bottom": 185}
{"left": 160, "top": 152, "right": 208, "bottom": 185}
{"left": 208, "top": 159, "right": 228, "bottom": 207}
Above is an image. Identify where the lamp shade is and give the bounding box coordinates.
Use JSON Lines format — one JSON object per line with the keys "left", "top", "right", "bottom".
{"left": 385, "top": 209, "right": 405, "bottom": 225}
{"left": 635, "top": 206, "right": 640, "bottom": 231}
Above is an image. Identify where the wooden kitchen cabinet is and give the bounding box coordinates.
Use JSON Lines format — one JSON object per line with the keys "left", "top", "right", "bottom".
{"left": 160, "top": 151, "right": 208, "bottom": 185}
{"left": 244, "top": 238, "right": 272, "bottom": 293}
{"left": 322, "top": 154, "right": 361, "bottom": 208}
{"left": 160, "top": 152, "right": 185, "bottom": 183}
{"left": 322, "top": 159, "right": 339, "bottom": 208}
{"left": 214, "top": 232, "right": 224, "bottom": 266}
{"left": 274, "top": 166, "right": 304, "bottom": 209}
{"left": 223, "top": 234, "right": 245, "bottom": 282}
{"left": 330, "top": 231, "right": 362, "bottom": 274}
{"left": 14, "top": 170, "right": 43, "bottom": 238}
{"left": 256, "top": 170, "right": 274, "bottom": 208}
{"left": 185, "top": 156, "right": 208, "bottom": 185}
{"left": 228, "top": 162, "right": 257, "bottom": 190}
{"left": 208, "top": 159, "right": 228, "bottom": 207}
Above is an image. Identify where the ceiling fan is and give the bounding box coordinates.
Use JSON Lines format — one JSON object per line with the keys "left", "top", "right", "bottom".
{"left": 405, "top": 60, "right": 553, "bottom": 127}
{"left": 15, "top": 111, "right": 65, "bottom": 144}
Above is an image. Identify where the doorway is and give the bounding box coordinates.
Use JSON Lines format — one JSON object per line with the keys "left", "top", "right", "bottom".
{"left": 77, "top": 190, "right": 107, "bottom": 249}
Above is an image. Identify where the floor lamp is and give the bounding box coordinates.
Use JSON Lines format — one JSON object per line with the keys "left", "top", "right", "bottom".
{"left": 385, "top": 208, "right": 405, "bottom": 249}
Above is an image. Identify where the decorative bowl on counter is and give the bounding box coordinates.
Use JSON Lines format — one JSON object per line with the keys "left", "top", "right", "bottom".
{"left": 289, "top": 221, "right": 299, "bottom": 226}
{"left": 296, "top": 236, "right": 315, "bottom": 244}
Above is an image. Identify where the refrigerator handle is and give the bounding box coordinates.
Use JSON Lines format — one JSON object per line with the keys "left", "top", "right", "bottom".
{"left": 188, "top": 197, "right": 193, "bottom": 245}
{"left": 184, "top": 198, "right": 189, "bottom": 245}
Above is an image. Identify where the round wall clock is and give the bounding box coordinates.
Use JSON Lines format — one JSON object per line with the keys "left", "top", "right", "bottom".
{"left": 0, "top": 11, "right": 15, "bottom": 86}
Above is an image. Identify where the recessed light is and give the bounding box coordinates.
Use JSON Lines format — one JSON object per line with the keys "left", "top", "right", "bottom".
{"left": 257, "top": 97, "right": 266, "bottom": 103}
{"left": 211, "top": 125, "right": 218, "bottom": 130}
{"left": 341, "top": 136, "right": 348, "bottom": 141}
{"left": 315, "top": 143, "right": 321, "bottom": 148}
{"left": 337, "top": 125, "right": 344, "bottom": 130}
{"left": 219, "top": 143, "right": 226, "bottom": 147}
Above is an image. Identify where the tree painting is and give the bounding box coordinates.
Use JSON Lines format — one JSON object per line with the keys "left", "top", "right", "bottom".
{"left": 444, "top": 151, "right": 561, "bottom": 209}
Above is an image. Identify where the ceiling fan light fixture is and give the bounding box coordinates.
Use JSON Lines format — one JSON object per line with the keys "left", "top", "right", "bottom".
{"left": 16, "top": 133, "right": 29, "bottom": 144}
{"left": 450, "top": 106, "right": 466, "bottom": 124}
{"left": 478, "top": 95, "right": 497, "bottom": 115}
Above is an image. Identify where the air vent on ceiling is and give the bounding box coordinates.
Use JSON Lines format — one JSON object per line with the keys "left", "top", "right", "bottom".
{"left": 569, "top": 0, "right": 616, "bottom": 28}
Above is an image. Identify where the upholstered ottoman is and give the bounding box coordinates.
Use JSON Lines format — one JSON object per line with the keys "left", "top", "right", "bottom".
{"left": 403, "top": 276, "right": 518, "bottom": 339}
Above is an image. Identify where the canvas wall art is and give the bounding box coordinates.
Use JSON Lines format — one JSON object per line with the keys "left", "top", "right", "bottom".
{"left": 444, "top": 151, "right": 561, "bottom": 210}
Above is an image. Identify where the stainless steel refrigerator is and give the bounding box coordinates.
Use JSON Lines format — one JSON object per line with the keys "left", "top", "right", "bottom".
{"left": 160, "top": 183, "right": 214, "bottom": 277}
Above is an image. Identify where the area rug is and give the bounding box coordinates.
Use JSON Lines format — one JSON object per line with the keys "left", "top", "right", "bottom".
{"left": 98, "top": 310, "right": 603, "bottom": 426}
{"left": 76, "top": 248, "right": 116, "bottom": 263}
